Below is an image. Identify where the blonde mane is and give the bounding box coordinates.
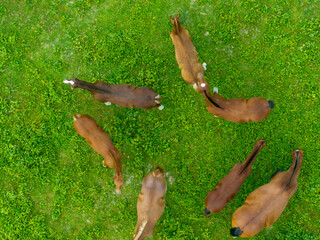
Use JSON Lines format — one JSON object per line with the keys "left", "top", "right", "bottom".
{"left": 133, "top": 218, "right": 148, "bottom": 240}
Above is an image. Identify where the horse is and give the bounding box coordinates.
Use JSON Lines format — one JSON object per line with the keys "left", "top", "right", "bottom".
{"left": 204, "top": 139, "right": 266, "bottom": 215}
{"left": 197, "top": 73, "right": 274, "bottom": 122}
{"left": 170, "top": 14, "right": 206, "bottom": 91}
{"left": 64, "top": 78, "right": 164, "bottom": 110}
{"left": 231, "top": 149, "right": 303, "bottom": 238}
{"left": 73, "top": 114, "right": 123, "bottom": 194}
{"left": 133, "top": 166, "right": 167, "bottom": 240}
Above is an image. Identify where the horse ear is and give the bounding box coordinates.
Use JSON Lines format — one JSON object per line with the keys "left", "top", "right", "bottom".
{"left": 170, "top": 16, "right": 175, "bottom": 24}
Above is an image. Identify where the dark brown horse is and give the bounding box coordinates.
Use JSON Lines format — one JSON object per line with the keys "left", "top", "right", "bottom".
{"left": 64, "top": 78, "right": 163, "bottom": 110}
{"left": 73, "top": 114, "right": 123, "bottom": 194}
{"left": 133, "top": 167, "right": 167, "bottom": 240}
{"left": 197, "top": 74, "right": 274, "bottom": 122}
{"left": 231, "top": 149, "right": 303, "bottom": 238}
{"left": 170, "top": 14, "right": 205, "bottom": 91}
{"left": 204, "top": 139, "right": 266, "bottom": 215}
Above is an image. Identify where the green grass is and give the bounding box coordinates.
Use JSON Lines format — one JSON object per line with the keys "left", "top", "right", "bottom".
{"left": 1, "top": 0, "right": 319, "bottom": 239}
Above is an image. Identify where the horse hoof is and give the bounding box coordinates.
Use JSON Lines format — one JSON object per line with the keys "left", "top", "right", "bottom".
{"left": 202, "top": 62, "right": 207, "bottom": 71}
{"left": 193, "top": 83, "right": 199, "bottom": 91}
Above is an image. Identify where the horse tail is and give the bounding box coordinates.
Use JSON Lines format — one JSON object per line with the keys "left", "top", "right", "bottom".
{"left": 268, "top": 100, "right": 274, "bottom": 109}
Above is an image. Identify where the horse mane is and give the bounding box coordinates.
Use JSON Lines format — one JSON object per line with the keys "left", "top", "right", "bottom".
{"left": 285, "top": 151, "right": 299, "bottom": 187}
{"left": 240, "top": 141, "right": 264, "bottom": 174}
{"left": 133, "top": 217, "right": 148, "bottom": 240}
{"left": 111, "top": 149, "right": 122, "bottom": 178}
{"left": 203, "top": 90, "right": 223, "bottom": 109}
{"left": 72, "top": 78, "right": 112, "bottom": 93}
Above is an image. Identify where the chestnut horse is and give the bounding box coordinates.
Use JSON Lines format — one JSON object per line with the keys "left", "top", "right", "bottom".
{"left": 133, "top": 166, "right": 167, "bottom": 240}
{"left": 197, "top": 74, "right": 274, "bottom": 122}
{"left": 204, "top": 139, "right": 266, "bottom": 215}
{"left": 170, "top": 14, "right": 205, "bottom": 91}
{"left": 73, "top": 114, "right": 123, "bottom": 194}
{"left": 231, "top": 149, "right": 303, "bottom": 238}
{"left": 64, "top": 78, "right": 163, "bottom": 110}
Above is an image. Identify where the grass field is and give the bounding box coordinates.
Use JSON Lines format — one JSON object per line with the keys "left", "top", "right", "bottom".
{"left": 1, "top": 0, "right": 320, "bottom": 239}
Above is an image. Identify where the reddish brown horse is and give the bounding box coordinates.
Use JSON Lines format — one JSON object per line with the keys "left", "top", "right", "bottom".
{"left": 170, "top": 14, "right": 205, "bottom": 91}
{"left": 64, "top": 78, "right": 163, "bottom": 110}
{"left": 73, "top": 114, "right": 123, "bottom": 194}
{"left": 133, "top": 167, "right": 167, "bottom": 240}
{"left": 197, "top": 74, "right": 274, "bottom": 122}
{"left": 204, "top": 139, "right": 266, "bottom": 215}
{"left": 231, "top": 149, "right": 303, "bottom": 238}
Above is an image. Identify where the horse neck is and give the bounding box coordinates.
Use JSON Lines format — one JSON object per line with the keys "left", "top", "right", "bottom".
{"left": 202, "top": 90, "right": 224, "bottom": 110}
{"left": 240, "top": 141, "right": 265, "bottom": 174}
{"left": 285, "top": 153, "right": 302, "bottom": 188}
{"left": 72, "top": 79, "right": 98, "bottom": 92}
{"left": 113, "top": 154, "right": 122, "bottom": 177}
{"left": 133, "top": 217, "right": 148, "bottom": 240}
{"left": 212, "top": 92, "right": 228, "bottom": 106}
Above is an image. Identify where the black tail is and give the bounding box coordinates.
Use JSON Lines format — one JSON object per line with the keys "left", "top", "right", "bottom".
{"left": 203, "top": 207, "right": 211, "bottom": 216}
{"left": 230, "top": 227, "right": 243, "bottom": 237}
{"left": 268, "top": 100, "right": 274, "bottom": 109}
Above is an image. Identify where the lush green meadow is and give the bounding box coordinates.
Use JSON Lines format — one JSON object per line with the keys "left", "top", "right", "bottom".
{"left": 1, "top": 0, "right": 319, "bottom": 239}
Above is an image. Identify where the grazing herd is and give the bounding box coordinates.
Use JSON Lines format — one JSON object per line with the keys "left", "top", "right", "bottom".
{"left": 63, "top": 15, "right": 303, "bottom": 239}
{"left": 231, "top": 150, "right": 303, "bottom": 238}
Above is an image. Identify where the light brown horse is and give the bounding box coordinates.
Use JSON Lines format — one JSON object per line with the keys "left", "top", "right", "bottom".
{"left": 73, "top": 114, "right": 123, "bottom": 194}
{"left": 170, "top": 14, "right": 205, "bottom": 91}
{"left": 64, "top": 78, "right": 163, "bottom": 110}
{"left": 197, "top": 74, "right": 274, "bottom": 122}
{"left": 231, "top": 149, "right": 303, "bottom": 238}
{"left": 204, "top": 139, "right": 266, "bottom": 215}
{"left": 133, "top": 166, "right": 167, "bottom": 240}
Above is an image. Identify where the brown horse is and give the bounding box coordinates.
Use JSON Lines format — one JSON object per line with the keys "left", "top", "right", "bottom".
{"left": 73, "top": 114, "right": 123, "bottom": 194}
{"left": 133, "top": 166, "right": 167, "bottom": 240}
{"left": 64, "top": 78, "right": 163, "bottom": 110}
{"left": 197, "top": 74, "right": 274, "bottom": 122}
{"left": 231, "top": 149, "right": 303, "bottom": 238}
{"left": 170, "top": 14, "right": 205, "bottom": 91}
{"left": 204, "top": 139, "right": 266, "bottom": 215}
